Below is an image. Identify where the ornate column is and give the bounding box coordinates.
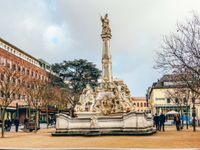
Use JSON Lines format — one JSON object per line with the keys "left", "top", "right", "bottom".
{"left": 101, "top": 14, "right": 113, "bottom": 83}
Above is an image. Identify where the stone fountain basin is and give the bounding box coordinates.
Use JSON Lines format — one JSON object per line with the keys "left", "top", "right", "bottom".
{"left": 52, "top": 111, "right": 156, "bottom": 136}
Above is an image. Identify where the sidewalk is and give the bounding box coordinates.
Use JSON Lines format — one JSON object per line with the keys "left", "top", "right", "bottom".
{"left": 0, "top": 126, "right": 199, "bottom": 148}
{"left": 0, "top": 123, "right": 55, "bottom": 132}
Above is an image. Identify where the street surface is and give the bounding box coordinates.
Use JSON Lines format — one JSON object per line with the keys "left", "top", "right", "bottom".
{"left": 0, "top": 126, "right": 199, "bottom": 148}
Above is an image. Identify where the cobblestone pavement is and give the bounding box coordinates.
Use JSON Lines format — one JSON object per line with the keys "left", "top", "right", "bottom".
{"left": 0, "top": 126, "right": 199, "bottom": 148}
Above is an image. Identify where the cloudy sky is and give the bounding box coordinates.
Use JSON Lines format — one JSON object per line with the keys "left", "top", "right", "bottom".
{"left": 0, "top": 0, "right": 199, "bottom": 96}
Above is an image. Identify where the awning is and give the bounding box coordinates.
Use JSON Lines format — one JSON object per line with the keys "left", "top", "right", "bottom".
{"left": 166, "top": 110, "right": 179, "bottom": 115}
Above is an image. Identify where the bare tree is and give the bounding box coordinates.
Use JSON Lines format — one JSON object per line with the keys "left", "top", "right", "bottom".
{"left": 0, "top": 66, "right": 24, "bottom": 138}
{"left": 165, "top": 88, "right": 193, "bottom": 129}
{"left": 26, "top": 79, "right": 44, "bottom": 133}
{"left": 54, "top": 87, "right": 75, "bottom": 115}
{"left": 155, "top": 13, "right": 200, "bottom": 97}
{"left": 41, "top": 80, "right": 55, "bottom": 129}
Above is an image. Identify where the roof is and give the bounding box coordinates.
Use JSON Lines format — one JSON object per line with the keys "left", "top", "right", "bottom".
{"left": 0, "top": 37, "right": 39, "bottom": 63}
{"left": 152, "top": 74, "right": 188, "bottom": 89}
{"left": 132, "top": 97, "right": 146, "bottom": 101}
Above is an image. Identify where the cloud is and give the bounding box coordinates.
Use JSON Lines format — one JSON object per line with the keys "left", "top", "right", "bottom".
{"left": 43, "top": 24, "right": 73, "bottom": 53}
{"left": 0, "top": 0, "right": 200, "bottom": 96}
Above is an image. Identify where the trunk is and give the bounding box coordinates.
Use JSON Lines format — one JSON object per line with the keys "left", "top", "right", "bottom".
{"left": 46, "top": 107, "right": 49, "bottom": 129}
{"left": 1, "top": 108, "right": 5, "bottom": 138}
{"left": 180, "top": 105, "right": 183, "bottom": 127}
{"left": 57, "top": 108, "right": 59, "bottom": 114}
{"left": 28, "top": 105, "right": 31, "bottom": 123}
{"left": 34, "top": 110, "right": 38, "bottom": 133}
{"left": 186, "top": 105, "right": 189, "bottom": 129}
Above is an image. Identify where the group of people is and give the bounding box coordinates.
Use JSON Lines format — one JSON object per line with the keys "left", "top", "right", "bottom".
{"left": 154, "top": 112, "right": 183, "bottom": 131}
{"left": 153, "top": 112, "right": 166, "bottom": 131}
{"left": 1, "top": 118, "right": 20, "bottom": 132}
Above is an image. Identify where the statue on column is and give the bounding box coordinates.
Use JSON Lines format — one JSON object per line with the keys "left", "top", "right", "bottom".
{"left": 101, "top": 14, "right": 111, "bottom": 38}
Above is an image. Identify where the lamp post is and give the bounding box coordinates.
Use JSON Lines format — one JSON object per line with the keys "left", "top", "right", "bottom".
{"left": 16, "top": 102, "right": 19, "bottom": 119}
{"left": 192, "top": 97, "right": 196, "bottom": 132}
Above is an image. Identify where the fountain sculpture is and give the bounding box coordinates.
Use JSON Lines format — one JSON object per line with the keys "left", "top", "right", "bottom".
{"left": 52, "top": 14, "right": 156, "bottom": 136}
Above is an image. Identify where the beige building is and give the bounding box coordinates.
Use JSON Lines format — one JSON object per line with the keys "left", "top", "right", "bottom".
{"left": 132, "top": 97, "right": 148, "bottom": 112}
{"left": 147, "top": 75, "right": 200, "bottom": 121}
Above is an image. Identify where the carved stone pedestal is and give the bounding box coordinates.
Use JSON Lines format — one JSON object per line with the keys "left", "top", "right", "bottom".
{"left": 52, "top": 112, "right": 156, "bottom": 136}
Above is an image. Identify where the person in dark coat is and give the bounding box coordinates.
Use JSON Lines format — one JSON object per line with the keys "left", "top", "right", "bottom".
{"left": 153, "top": 113, "right": 160, "bottom": 131}
{"left": 5, "top": 118, "right": 12, "bottom": 131}
{"left": 174, "top": 114, "right": 181, "bottom": 131}
{"left": 159, "top": 112, "right": 166, "bottom": 131}
{"left": 14, "top": 118, "right": 19, "bottom": 132}
{"left": 7, "top": 118, "right": 11, "bottom": 131}
{"left": 24, "top": 117, "right": 28, "bottom": 129}
{"left": 5, "top": 118, "right": 9, "bottom": 131}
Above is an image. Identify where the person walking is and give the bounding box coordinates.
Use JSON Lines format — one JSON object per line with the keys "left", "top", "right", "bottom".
{"left": 153, "top": 113, "right": 160, "bottom": 131}
{"left": 24, "top": 117, "right": 28, "bottom": 129}
{"left": 5, "top": 118, "right": 9, "bottom": 131}
{"left": 14, "top": 118, "right": 19, "bottom": 132}
{"left": 174, "top": 114, "right": 181, "bottom": 131}
{"left": 7, "top": 118, "right": 11, "bottom": 132}
{"left": 159, "top": 112, "right": 166, "bottom": 131}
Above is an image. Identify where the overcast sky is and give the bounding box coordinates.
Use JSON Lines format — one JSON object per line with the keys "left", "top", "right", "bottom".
{"left": 0, "top": 0, "right": 199, "bottom": 96}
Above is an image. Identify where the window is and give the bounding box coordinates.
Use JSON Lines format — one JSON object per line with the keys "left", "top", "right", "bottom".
{"left": 137, "top": 103, "right": 139, "bottom": 107}
{"left": 12, "top": 64, "right": 16, "bottom": 71}
{"left": 27, "top": 69, "right": 30, "bottom": 75}
{"left": 12, "top": 77, "right": 16, "bottom": 83}
{"left": 175, "top": 98, "right": 178, "bottom": 103}
{"left": 18, "top": 94, "right": 21, "bottom": 99}
{"left": 0, "top": 91, "right": 4, "bottom": 97}
{"left": 167, "top": 98, "right": 171, "bottom": 103}
{"left": 18, "top": 66, "right": 21, "bottom": 72}
{"left": 22, "top": 67, "right": 25, "bottom": 74}
{"left": 155, "top": 98, "right": 165, "bottom": 101}
{"left": 12, "top": 93, "right": 16, "bottom": 99}
{"left": 1, "top": 74, "right": 4, "bottom": 80}
{"left": 141, "top": 103, "right": 143, "bottom": 107}
{"left": 144, "top": 102, "right": 146, "bottom": 107}
{"left": 183, "top": 98, "right": 187, "bottom": 104}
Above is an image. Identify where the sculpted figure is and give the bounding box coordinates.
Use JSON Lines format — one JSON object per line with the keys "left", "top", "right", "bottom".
{"left": 101, "top": 14, "right": 111, "bottom": 37}
{"left": 101, "top": 96, "right": 113, "bottom": 115}
{"left": 75, "top": 84, "right": 95, "bottom": 112}
{"left": 90, "top": 115, "right": 98, "bottom": 128}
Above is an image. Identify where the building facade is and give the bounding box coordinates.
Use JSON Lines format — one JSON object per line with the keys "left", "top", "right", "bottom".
{"left": 132, "top": 97, "right": 148, "bottom": 112}
{"left": 0, "top": 37, "right": 53, "bottom": 123}
{"left": 147, "top": 74, "right": 200, "bottom": 120}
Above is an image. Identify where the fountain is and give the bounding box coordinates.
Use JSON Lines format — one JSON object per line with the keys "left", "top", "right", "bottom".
{"left": 52, "top": 14, "right": 156, "bottom": 136}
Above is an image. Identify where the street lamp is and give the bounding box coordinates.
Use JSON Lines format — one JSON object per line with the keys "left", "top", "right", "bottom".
{"left": 192, "top": 97, "right": 196, "bottom": 132}
{"left": 16, "top": 102, "right": 19, "bottom": 119}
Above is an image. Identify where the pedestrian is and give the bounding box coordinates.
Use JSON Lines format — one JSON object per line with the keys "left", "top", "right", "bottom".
{"left": 174, "top": 114, "right": 181, "bottom": 131}
{"left": 4, "top": 118, "right": 9, "bottom": 131}
{"left": 7, "top": 118, "right": 11, "bottom": 131}
{"left": 24, "top": 117, "right": 28, "bottom": 129}
{"left": 153, "top": 113, "right": 160, "bottom": 131}
{"left": 159, "top": 112, "right": 166, "bottom": 131}
{"left": 14, "top": 118, "right": 19, "bottom": 132}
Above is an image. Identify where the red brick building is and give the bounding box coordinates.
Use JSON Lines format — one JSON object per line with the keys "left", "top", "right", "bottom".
{"left": 0, "top": 37, "right": 52, "bottom": 123}
{"left": 132, "top": 97, "right": 148, "bottom": 112}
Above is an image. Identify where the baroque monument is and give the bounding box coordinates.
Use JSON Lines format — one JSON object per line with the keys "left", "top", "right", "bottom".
{"left": 75, "top": 14, "right": 134, "bottom": 115}
{"left": 53, "top": 14, "right": 155, "bottom": 136}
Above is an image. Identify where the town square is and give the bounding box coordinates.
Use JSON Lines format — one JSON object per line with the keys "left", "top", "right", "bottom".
{"left": 0, "top": 0, "right": 200, "bottom": 149}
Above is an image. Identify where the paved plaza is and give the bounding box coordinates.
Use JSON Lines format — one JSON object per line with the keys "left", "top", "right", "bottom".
{"left": 0, "top": 126, "right": 199, "bottom": 148}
